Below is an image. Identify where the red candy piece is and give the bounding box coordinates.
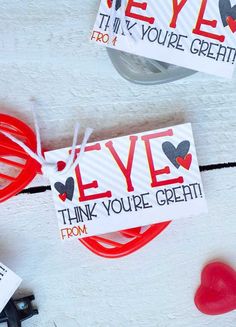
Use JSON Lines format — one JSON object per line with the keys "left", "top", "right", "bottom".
{"left": 195, "top": 262, "right": 236, "bottom": 315}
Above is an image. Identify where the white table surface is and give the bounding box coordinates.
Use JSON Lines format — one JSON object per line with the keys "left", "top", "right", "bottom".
{"left": 0, "top": 1, "right": 236, "bottom": 326}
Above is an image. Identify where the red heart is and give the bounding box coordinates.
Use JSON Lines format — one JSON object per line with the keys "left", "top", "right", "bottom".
{"left": 57, "top": 160, "right": 66, "bottom": 171}
{"left": 176, "top": 153, "right": 192, "bottom": 170}
{"left": 227, "top": 16, "right": 236, "bottom": 33}
{"left": 195, "top": 262, "right": 236, "bottom": 315}
{"left": 59, "top": 192, "right": 67, "bottom": 202}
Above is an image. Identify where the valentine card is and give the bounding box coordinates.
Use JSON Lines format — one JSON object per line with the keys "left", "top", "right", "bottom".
{"left": 45, "top": 123, "right": 207, "bottom": 241}
{"left": 91, "top": 0, "right": 236, "bottom": 78}
{"left": 0, "top": 263, "right": 22, "bottom": 312}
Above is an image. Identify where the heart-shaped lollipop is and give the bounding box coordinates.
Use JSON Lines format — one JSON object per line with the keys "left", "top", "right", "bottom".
{"left": 195, "top": 262, "right": 236, "bottom": 315}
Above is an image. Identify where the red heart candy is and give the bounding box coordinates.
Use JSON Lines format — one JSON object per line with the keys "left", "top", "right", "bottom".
{"left": 195, "top": 262, "right": 236, "bottom": 315}
{"left": 227, "top": 16, "right": 236, "bottom": 33}
{"left": 176, "top": 153, "right": 192, "bottom": 170}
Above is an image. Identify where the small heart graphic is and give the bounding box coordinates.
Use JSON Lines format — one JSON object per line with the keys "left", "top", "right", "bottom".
{"left": 54, "top": 177, "right": 74, "bottom": 201}
{"left": 176, "top": 154, "right": 192, "bottom": 170}
{"left": 219, "top": 0, "right": 236, "bottom": 27}
{"left": 59, "top": 193, "right": 67, "bottom": 202}
{"left": 195, "top": 262, "right": 236, "bottom": 315}
{"left": 162, "top": 141, "right": 190, "bottom": 169}
{"left": 57, "top": 160, "right": 66, "bottom": 171}
{"left": 227, "top": 16, "right": 236, "bottom": 32}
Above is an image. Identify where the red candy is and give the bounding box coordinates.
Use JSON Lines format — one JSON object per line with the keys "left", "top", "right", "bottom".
{"left": 195, "top": 262, "right": 236, "bottom": 315}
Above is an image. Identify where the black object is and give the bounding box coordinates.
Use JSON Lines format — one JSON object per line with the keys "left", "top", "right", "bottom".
{"left": 0, "top": 295, "right": 38, "bottom": 327}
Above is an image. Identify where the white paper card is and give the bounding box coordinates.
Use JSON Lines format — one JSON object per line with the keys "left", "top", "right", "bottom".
{"left": 45, "top": 123, "right": 207, "bottom": 241}
{"left": 0, "top": 263, "right": 22, "bottom": 312}
{"left": 91, "top": 0, "right": 236, "bottom": 77}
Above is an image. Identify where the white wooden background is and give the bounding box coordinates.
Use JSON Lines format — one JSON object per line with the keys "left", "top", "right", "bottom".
{"left": 0, "top": 1, "right": 236, "bottom": 326}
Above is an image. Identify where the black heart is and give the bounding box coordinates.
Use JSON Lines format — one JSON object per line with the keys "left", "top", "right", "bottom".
{"left": 219, "top": 0, "right": 236, "bottom": 27}
{"left": 54, "top": 177, "right": 74, "bottom": 201}
{"left": 162, "top": 141, "right": 190, "bottom": 169}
